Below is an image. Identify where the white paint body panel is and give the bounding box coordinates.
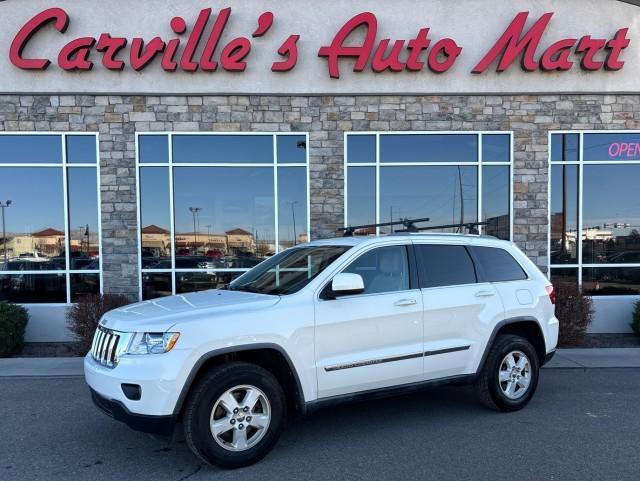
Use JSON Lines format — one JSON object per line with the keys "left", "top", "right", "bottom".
{"left": 84, "top": 234, "right": 558, "bottom": 417}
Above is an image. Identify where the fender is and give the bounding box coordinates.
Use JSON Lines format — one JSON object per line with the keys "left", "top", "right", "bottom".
{"left": 172, "top": 343, "right": 307, "bottom": 417}
{"left": 474, "top": 316, "right": 546, "bottom": 376}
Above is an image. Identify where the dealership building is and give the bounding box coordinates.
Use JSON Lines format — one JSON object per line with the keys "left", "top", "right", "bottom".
{"left": 0, "top": 0, "right": 639, "bottom": 341}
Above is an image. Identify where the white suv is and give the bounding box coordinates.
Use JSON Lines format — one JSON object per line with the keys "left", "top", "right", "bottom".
{"left": 85, "top": 234, "right": 559, "bottom": 468}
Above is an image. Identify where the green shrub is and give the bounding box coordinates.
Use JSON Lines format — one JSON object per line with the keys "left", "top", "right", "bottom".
{"left": 0, "top": 302, "right": 30, "bottom": 357}
{"left": 631, "top": 301, "right": 640, "bottom": 337}
{"left": 553, "top": 281, "right": 593, "bottom": 346}
{"left": 67, "top": 293, "right": 131, "bottom": 354}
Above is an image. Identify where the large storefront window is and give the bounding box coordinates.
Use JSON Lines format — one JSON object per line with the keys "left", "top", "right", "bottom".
{"left": 550, "top": 131, "right": 640, "bottom": 295}
{"left": 0, "top": 134, "right": 101, "bottom": 303}
{"left": 137, "top": 133, "right": 309, "bottom": 300}
{"left": 345, "top": 132, "right": 512, "bottom": 239}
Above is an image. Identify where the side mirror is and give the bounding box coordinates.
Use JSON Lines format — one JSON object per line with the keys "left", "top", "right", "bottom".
{"left": 329, "top": 273, "right": 365, "bottom": 298}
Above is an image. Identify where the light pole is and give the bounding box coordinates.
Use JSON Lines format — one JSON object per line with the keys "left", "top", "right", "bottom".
{"left": 1, "top": 200, "right": 12, "bottom": 267}
{"left": 189, "top": 207, "right": 202, "bottom": 254}
{"left": 288, "top": 201, "right": 298, "bottom": 246}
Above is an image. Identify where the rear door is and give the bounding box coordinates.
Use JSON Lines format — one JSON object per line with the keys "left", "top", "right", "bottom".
{"left": 414, "top": 242, "right": 505, "bottom": 380}
{"left": 468, "top": 245, "right": 532, "bottom": 321}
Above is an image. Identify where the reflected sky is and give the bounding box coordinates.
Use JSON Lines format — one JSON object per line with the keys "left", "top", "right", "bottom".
{"left": 140, "top": 167, "right": 171, "bottom": 231}
{"left": 277, "top": 136, "right": 307, "bottom": 164}
{"left": 172, "top": 167, "right": 275, "bottom": 238}
{"left": 550, "top": 134, "right": 579, "bottom": 162}
{"left": 172, "top": 135, "right": 273, "bottom": 163}
{"left": 277, "top": 167, "right": 308, "bottom": 246}
{"left": 347, "top": 135, "right": 376, "bottom": 163}
{"left": 347, "top": 167, "right": 376, "bottom": 227}
{"left": 66, "top": 136, "right": 97, "bottom": 164}
{"left": 584, "top": 133, "right": 640, "bottom": 161}
{"left": 482, "top": 135, "right": 510, "bottom": 163}
{"left": 139, "top": 135, "right": 169, "bottom": 163}
{"left": 0, "top": 168, "right": 64, "bottom": 234}
{"left": 380, "top": 134, "right": 477, "bottom": 163}
{"left": 583, "top": 165, "right": 640, "bottom": 229}
{"left": 380, "top": 166, "right": 478, "bottom": 230}
{"left": 0, "top": 135, "right": 62, "bottom": 164}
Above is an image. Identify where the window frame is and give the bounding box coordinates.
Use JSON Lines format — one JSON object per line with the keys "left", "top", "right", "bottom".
{"left": 135, "top": 132, "right": 311, "bottom": 301}
{"left": 0, "top": 132, "right": 102, "bottom": 305}
{"left": 548, "top": 130, "right": 640, "bottom": 297}
{"left": 344, "top": 131, "right": 514, "bottom": 239}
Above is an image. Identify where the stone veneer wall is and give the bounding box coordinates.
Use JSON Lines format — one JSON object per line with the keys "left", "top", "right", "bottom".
{"left": 1, "top": 94, "right": 638, "bottom": 301}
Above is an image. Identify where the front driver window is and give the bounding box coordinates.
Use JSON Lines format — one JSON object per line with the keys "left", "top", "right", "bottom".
{"left": 343, "top": 246, "right": 409, "bottom": 294}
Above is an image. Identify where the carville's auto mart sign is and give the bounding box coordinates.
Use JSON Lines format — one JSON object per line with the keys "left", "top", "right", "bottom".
{"left": 0, "top": 0, "right": 638, "bottom": 94}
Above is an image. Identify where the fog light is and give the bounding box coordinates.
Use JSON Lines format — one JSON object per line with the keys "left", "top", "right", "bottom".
{"left": 121, "top": 383, "right": 142, "bottom": 401}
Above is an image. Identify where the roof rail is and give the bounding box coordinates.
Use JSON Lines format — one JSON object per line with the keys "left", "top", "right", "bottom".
{"left": 342, "top": 218, "right": 488, "bottom": 237}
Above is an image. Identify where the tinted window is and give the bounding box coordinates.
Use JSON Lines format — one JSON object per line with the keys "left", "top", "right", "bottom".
{"left": 471, "top": 246, "right": 527, "bottom": 282}
{"left": 172, "top": 135, "right": 273, "bottom": 163}
{"left": 550, "top": 164, "right": 579, "bottom": 264}
{"left": 66, "top": 136, "right": 97, "bottom": 164}
{"left": 550, "top": 133, "right": 579, "bottom": 162}
{"left": 415, "top": 244, "right": 476, "bottom": 288}
{"left": 584, "top": 133, "right": 640, "bottom": 161}
{"left": 139, "top": 135, "right": 169, "bottom": 163}
{"left": 347, "top": 135, "right": 376, "bottom": 163}
{"left": 0, "top": 135, "right": 62, "bottom": 164}
{"left": 343, "top": 246, "right": 409, "bottom": 294}
{"left": 276, "top": 135, "right": 307, "bottom": 164}
{"left": 482, "top": 135, "right": 510, "bottom": 163}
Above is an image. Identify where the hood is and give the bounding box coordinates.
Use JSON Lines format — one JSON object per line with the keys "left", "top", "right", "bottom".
{"left": 100, "top": 289, "right": 281, "bottom": 333}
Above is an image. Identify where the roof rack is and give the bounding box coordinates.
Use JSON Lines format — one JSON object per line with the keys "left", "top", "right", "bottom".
{"left": 341, "top": 218, "right": 487, "bottom": 237}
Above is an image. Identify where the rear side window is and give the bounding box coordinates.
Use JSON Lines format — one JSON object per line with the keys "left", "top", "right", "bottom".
{"left": 415, "top": 244, "right": 477, "bottom": 288}
{"left": 471, "top": 246, "right": 527, "bottom": 282}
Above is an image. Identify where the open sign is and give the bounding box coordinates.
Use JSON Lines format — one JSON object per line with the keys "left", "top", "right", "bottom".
{"left": 608, "top": 142, "right": 640, "bottom": 159}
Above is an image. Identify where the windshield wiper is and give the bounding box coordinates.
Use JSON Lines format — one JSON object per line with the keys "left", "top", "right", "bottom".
{"left": 228, "top": 285, "right": 263, "bottom": 294}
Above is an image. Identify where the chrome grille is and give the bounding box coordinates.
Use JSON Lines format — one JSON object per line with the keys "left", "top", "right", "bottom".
{"left": 91, "top": 326, "right": 122, "bottom": 368}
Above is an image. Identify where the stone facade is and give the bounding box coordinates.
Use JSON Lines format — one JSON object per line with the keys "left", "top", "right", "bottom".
{"left": 2, "top": 93, "right": 639, "bottom": 301}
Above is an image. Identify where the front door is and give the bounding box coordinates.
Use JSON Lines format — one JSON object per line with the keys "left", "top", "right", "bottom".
{"left": 314, "top": 244, "right": 424, "bottom": 398}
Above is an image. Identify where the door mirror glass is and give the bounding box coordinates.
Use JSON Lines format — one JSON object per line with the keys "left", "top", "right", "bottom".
{"left": 331, "top": 273, "right": 365, "bottom": 297}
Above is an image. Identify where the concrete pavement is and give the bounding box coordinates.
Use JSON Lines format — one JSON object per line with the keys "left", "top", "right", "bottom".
{"left": 0, "top": 348, "right": 639, "bottom": 377}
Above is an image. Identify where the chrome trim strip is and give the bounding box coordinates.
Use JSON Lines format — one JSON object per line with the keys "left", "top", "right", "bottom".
{"left": 324, "top": 345, "right": 471, "bottom": 372}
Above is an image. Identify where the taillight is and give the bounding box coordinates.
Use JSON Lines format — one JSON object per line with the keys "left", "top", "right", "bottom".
{"left": 546, "top": 285, "right": 555, "bottom": 305}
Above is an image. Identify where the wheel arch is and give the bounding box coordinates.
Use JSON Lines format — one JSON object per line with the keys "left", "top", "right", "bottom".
{"left": 174, "top": 343, "right": 307, "bottom": 419}
{"left": 476, "top": 317, "right": 547, "bottom": 375}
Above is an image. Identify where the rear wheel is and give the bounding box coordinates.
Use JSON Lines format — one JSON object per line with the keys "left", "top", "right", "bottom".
{"left": 475, "top": 334, "right": 539, "bottom": 411}
{"left": 183, "top": 362, "right": 286, "bottom": 468}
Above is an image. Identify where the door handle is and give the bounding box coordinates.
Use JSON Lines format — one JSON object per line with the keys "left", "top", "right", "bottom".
{"left": 394, "top": 298, "right": 417, "bottom": 307}
{"left": 475, "top": 290, "right": 495, "bottom": 298}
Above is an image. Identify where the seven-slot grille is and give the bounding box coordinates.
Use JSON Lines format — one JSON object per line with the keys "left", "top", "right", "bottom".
{"left": 91, "top": 326, "right": 121, "bottom": 367}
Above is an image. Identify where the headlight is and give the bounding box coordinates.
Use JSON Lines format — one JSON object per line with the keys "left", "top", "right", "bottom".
{"left": 127, "top": 332, "right": 180, "bottom": 355}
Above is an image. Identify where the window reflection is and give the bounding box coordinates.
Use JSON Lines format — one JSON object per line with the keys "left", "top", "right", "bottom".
{"left": 347, "top": 167, "right": 376, "bottom": 234}
{"left": 550, "top": 268, "right": 579, "bottom": 288}
{"left": 140, "top": 168, "right": 172, "bottom": 269}
{"left": 0, "top": 135, "right": 62, "bottom": 164}
{"left": 66, "top": 136, "right": 97, "bottom": 164}
{"left": 0, "top": 274, "right": 67, "bottom": 303}
{"left": 584, "top": 133, "right": 640, "bottom": 161}
{"left": 175, "top": 271, "right": 242, "bottom": 294}
{"left": 139, "top": 135, "right": 169, "bottom": 163}
{"left": 347, "top": 135, "right": 376, "bottom": 163}
{"left": 550, "top": 165, "right": 579, "bottom": 264}
{"left": 583, "top": 267, "right": 640, "bottom": 295}
{"left": 482, "top": 166, "right": 510, "bottom": 240}
{"left": 71, "top": 273, "right": 100, "bottom": 301}
{"left": 173, "top": 135, "right": 273, "bottom": 163}
{"left": 482, "top": 135, "right": 510, "bottom": 163}
{"left": 379, "top": 166, "right": 478, "bottom": 234}
{"left": 277, "top": 136, "right": 307, "bottom": 164}
{"left": 142, "top": 272, "right": 172, "bottom": 300}
{"left": 0, "top": 168, "right": 65, "bottom": 271}
{"left": 172, "top": 167, "right": 275, "bottom": 268}
{"left": 278, "top": 167, "right": 308, "bottom": 250}
{"left": 582, "top": 165, "right": 640, "bottom": 264}
{"left": 380, "top": 134, "right": 477, "bottom": 163}
{"left": 68, "top": 168, "right": 100, "bottom": 269}
{"left": 551, "top": 133, "right": 579, "bottom": 162}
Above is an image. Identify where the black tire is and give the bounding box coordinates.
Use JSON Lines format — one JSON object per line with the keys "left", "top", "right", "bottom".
{"left": 183, "top": 362, "right": 286, "bottom": 469}
{"left": 474, "top": 334, "right": 540, "bottom": 412}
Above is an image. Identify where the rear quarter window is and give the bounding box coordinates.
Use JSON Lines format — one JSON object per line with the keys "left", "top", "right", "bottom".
{"left": 470, "top": 246, "right": 528, "bottom": 282}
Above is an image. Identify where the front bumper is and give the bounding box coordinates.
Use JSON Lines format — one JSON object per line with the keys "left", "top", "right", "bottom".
{"left": 91, "top": 388, "right": 175, "bottom": 436}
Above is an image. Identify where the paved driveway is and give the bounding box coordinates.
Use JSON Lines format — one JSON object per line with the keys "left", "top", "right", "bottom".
{"left": 1, "top": 369, "right": 639, "bottom": 481}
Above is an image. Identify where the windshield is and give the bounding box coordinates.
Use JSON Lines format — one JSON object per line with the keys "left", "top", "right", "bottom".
{"left": 228, "top": 245, "right": 352, "bottom": 295}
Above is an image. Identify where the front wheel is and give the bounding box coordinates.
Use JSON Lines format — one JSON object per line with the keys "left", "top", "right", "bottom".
{"left": 183, "top": 362, "right": 286, "bottom": 469}
{"left": 474, "top": 334, "right": 540, "bottom": 411}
